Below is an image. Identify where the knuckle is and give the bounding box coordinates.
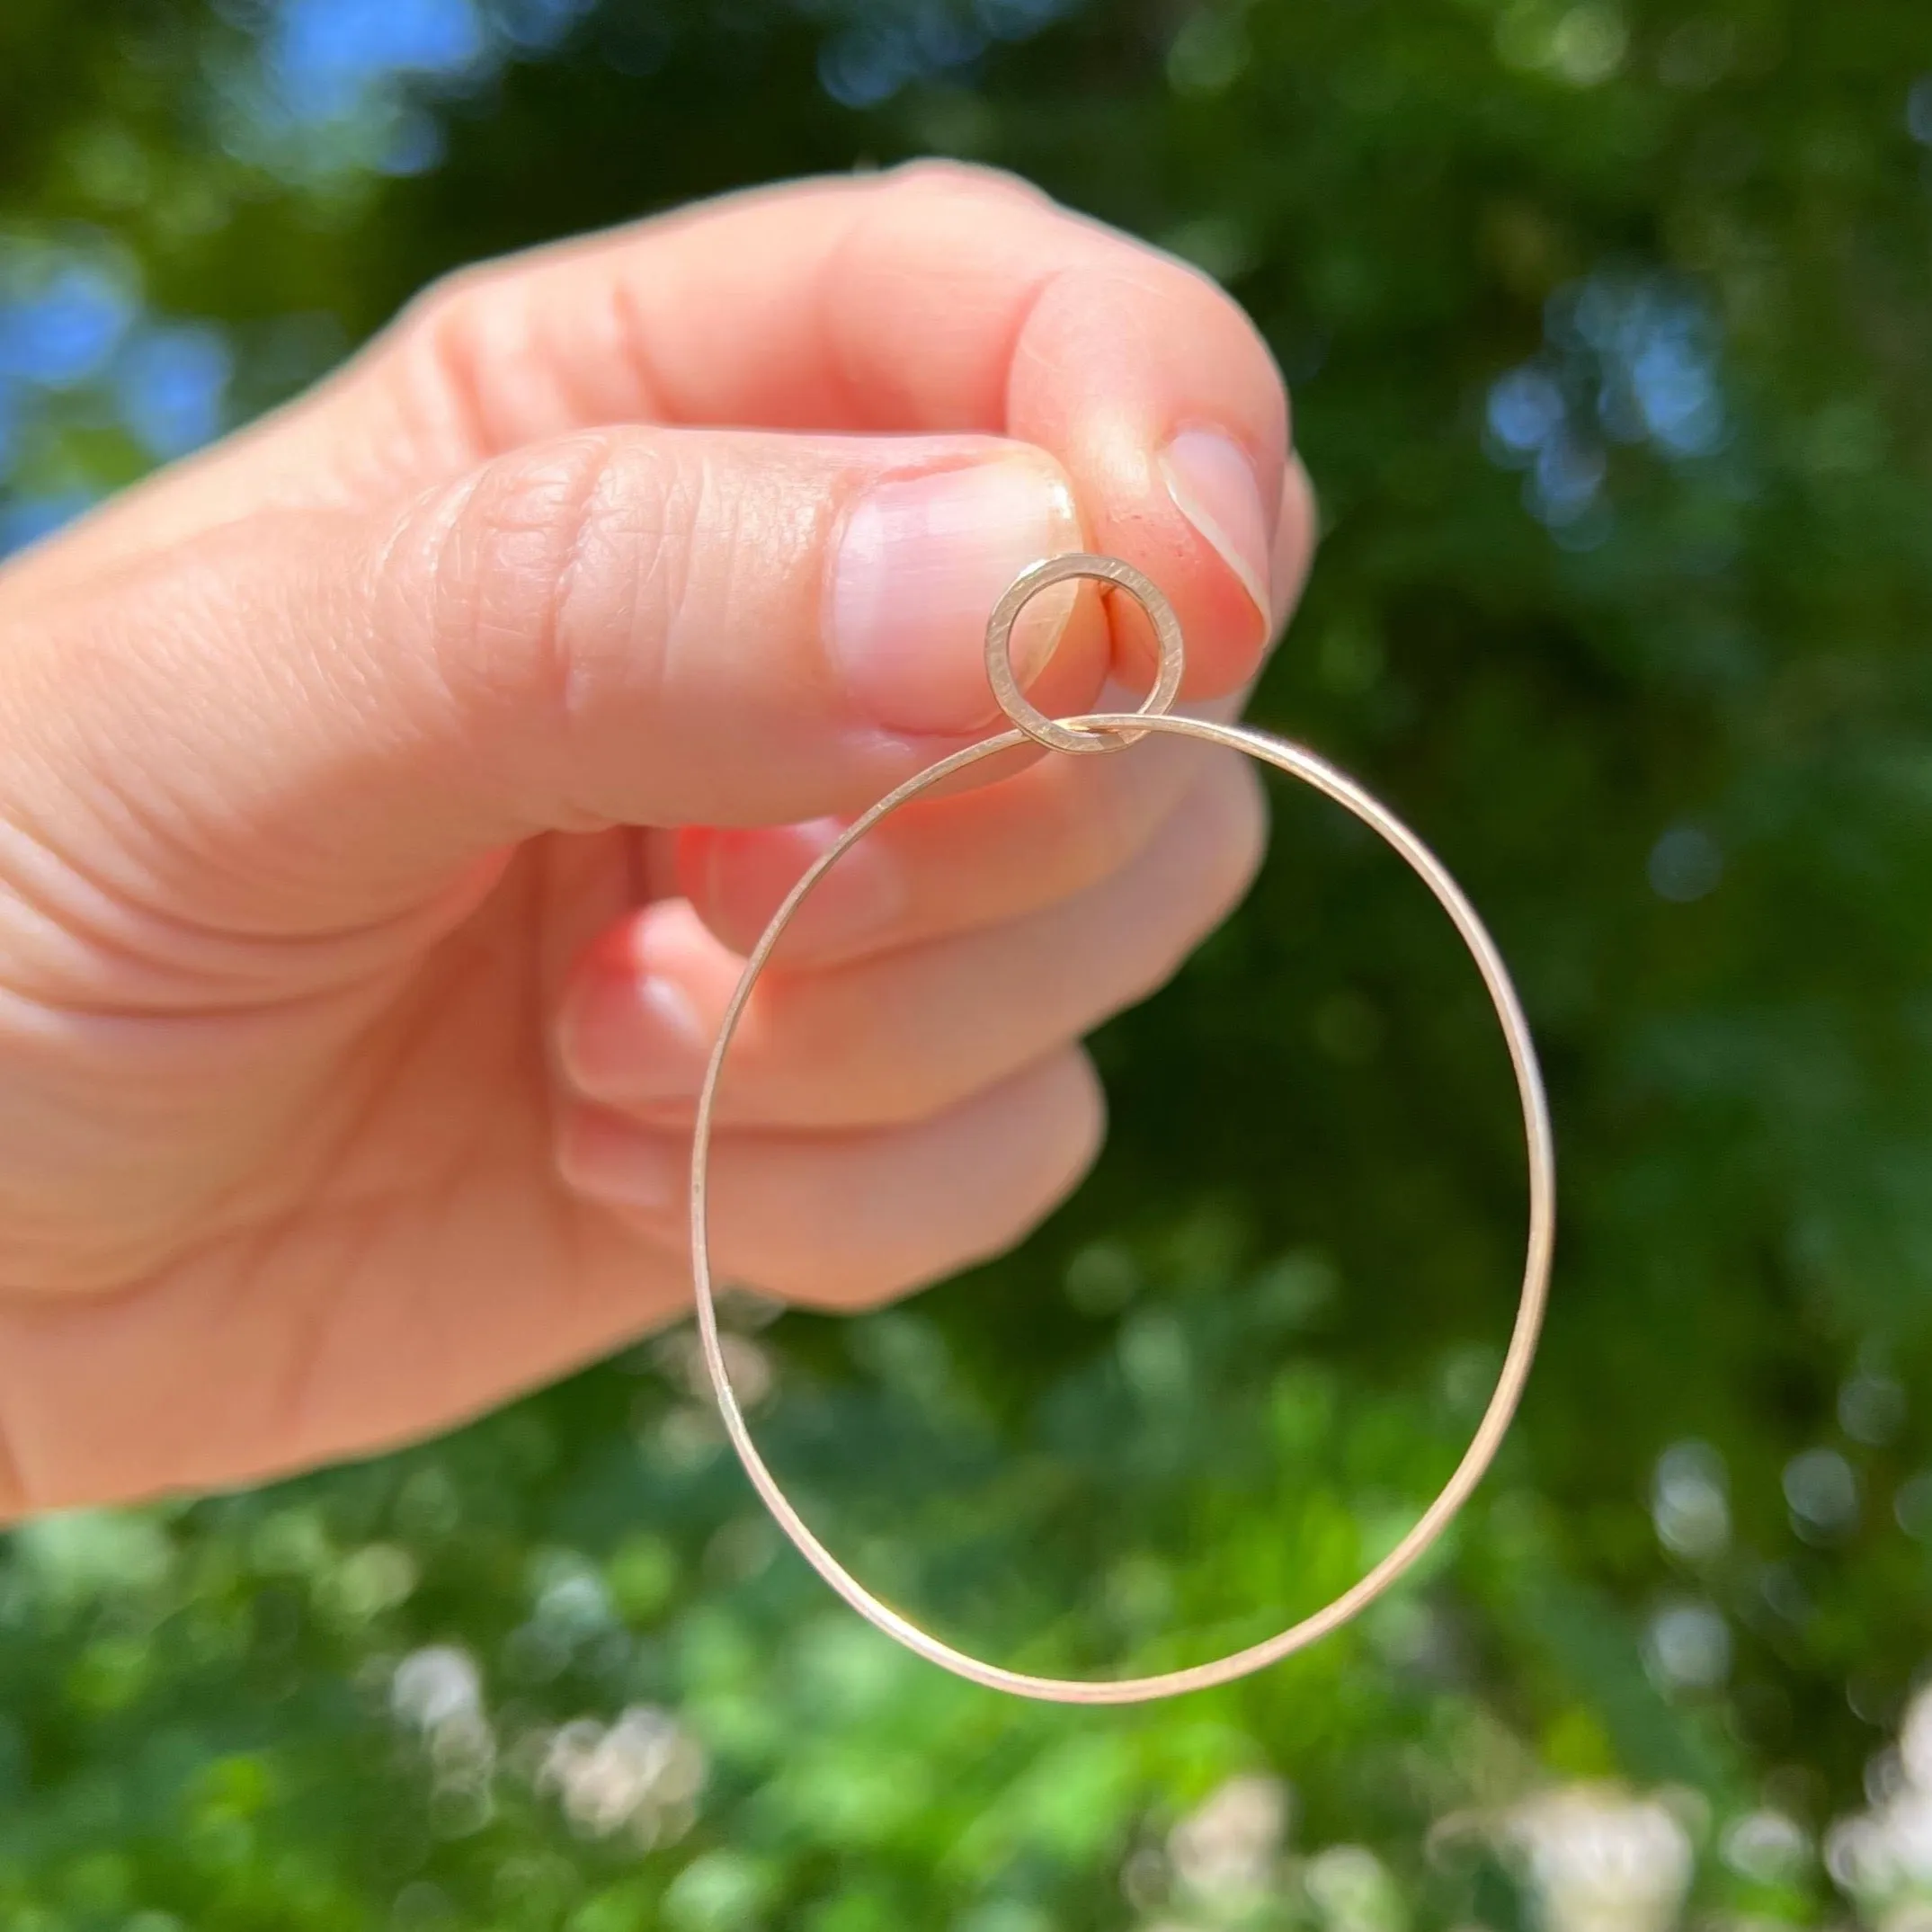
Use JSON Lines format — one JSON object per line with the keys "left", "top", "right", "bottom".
{"left": 398, "top": 261, "right": 491, "bottom": 334}
{"left": 394, "top": 433, "right": 694, "bottom": 789}
{"left": 393, "top": 268, "right": 480, "bottom": 357}
{"left": 878, "top": 157, "right": 1047, "bottom": 209}
{"left": 423, "top": 436, "right": 611, "bottom": 726}
{"left": 383, "top": 269, "right": 512, "bottom": 450}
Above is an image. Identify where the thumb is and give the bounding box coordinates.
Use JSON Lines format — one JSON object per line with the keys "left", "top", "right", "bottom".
{"left": 0, "top": 428, "right": 1117, "bottom": 939}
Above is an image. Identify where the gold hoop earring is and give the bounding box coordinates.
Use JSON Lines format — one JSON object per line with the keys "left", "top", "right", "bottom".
{"left": 689, "top": 553, "right": 1556, "bottom": 1706}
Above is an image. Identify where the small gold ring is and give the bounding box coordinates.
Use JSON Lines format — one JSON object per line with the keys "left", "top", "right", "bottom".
{"left": 984, "top": 551, "right": 1186, "bottom": 754}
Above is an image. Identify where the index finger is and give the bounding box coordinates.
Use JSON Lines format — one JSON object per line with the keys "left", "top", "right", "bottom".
{"left": 386, "top": 162, "right": 1293, "bottom": 692}
{"left": 52, "top": 165, "right": 1300, "bottom": 699}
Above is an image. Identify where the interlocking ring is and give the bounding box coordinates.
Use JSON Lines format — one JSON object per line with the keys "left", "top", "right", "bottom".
{"left": 984, "top": 551, "right": 1186, "bottom": 753}
{"left": 689, "top": 554, "right": 1555, "bottom": 1705}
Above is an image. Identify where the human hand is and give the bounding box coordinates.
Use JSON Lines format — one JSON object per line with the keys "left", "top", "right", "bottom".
{"left": 0, "top": 165, "right": 1313, "bottom": 1512}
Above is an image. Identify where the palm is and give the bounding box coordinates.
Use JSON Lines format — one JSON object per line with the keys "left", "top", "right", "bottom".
{"left": 0, "top": 832, "right": 686, "bottom": 1511}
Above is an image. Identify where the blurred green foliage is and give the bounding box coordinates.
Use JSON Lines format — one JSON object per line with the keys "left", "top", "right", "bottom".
{"left": 4, "top": 0, "right": 1932, "bottom": 1925}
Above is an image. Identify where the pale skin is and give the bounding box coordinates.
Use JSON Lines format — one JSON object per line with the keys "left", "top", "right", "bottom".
{"left": 0, "top": 164, "right": 1314, "bottom": 1516}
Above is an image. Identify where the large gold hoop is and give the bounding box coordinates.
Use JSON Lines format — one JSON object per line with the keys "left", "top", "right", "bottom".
{"left": 687, "top": 556, "right": 1555, "bottom": 1705}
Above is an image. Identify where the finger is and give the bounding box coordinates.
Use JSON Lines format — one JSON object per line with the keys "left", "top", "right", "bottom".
{"left": 557, "top": 755, "right": 1267, "bottom": 1131}
{"left": 678, "top": 454, "right": 1318, "bottom": 969}
{"left": 401, "top": 163, "right": 1290, "bottom": 693}
{"left": 38, "top": 165, "right": 1295, "bottom": 698}
{"left": 388, "top": 162, "right": 1290, "bottom": 685}
{"left": 556, "top": 1049, "right": 1104, "bottom": 1310}
{"left": 676, "top": 723, "right": 1220, "bottom": 970}
{"left": 0, "top": 428, "right": 1126, "bottom": 949}
{"left": 1272, "top": 452, "right": 1320, "bottom": 634}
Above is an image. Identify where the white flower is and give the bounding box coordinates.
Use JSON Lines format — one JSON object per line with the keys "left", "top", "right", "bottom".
{"left": 391, "top": 1645, "right": 494, "bottom": 1794}
{"left": 1651, "top": 1442, "right": 1730, "bottom": 1563}
{"left": 1304, "top": 1845, "right": 1406, "bottom": 1932}
{"left": 391, "top": 1644, "right": 482, "bottom": 1733}
{"left": 1825, "top": 1683, "right": 1932, "bottom": 1909}
{"left": 537, "top": 1705, "right": 705, "bottom": 1845}
{"left": 1509, "top": 1785, "right": 1693, "bottom": 1932}
{"left": 1829, "top": 1790, "right": 1932, "bottom": 1896}
{"left": 1169, "top": 1773, "right": 1292, "bottom": 1902}
{"left": 1903, "top": 1692, "right": 1932, "bottom": 1792}
{"left": 654, "top": 1328, "right": 775, "bottom": 1409}
{"left": 1643, "top": 1600, "right": 1732, "bottom": 1692}
{"left": 1721, "top": 1809, "right": 1810, "bottom": 1885}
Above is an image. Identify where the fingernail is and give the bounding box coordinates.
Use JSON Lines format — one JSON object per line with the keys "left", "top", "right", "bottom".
{"left": 560, "top": 970, "right": 711, "bottom": 1107}
{"left": 1159, "top": 428, "right": 1272, "bottom": 625}
{"left": 831, "top": 456, "right": 1082, "bottom": 735}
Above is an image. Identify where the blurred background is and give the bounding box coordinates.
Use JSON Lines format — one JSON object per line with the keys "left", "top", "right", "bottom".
{"left": 5, "top": 0, "right": 1932, "bottom": 1926}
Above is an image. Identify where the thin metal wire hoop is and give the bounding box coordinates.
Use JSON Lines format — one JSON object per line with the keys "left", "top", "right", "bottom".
{"left": 984, "top": 552, "right": 1186, "bottom": 755}
{"left": 689, "top": 711, "right": 1556, "bottom": 1706}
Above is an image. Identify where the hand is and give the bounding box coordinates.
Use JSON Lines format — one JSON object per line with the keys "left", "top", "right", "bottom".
{"left": 0, "top": 164, "right": 1313, "bottom": 1513}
